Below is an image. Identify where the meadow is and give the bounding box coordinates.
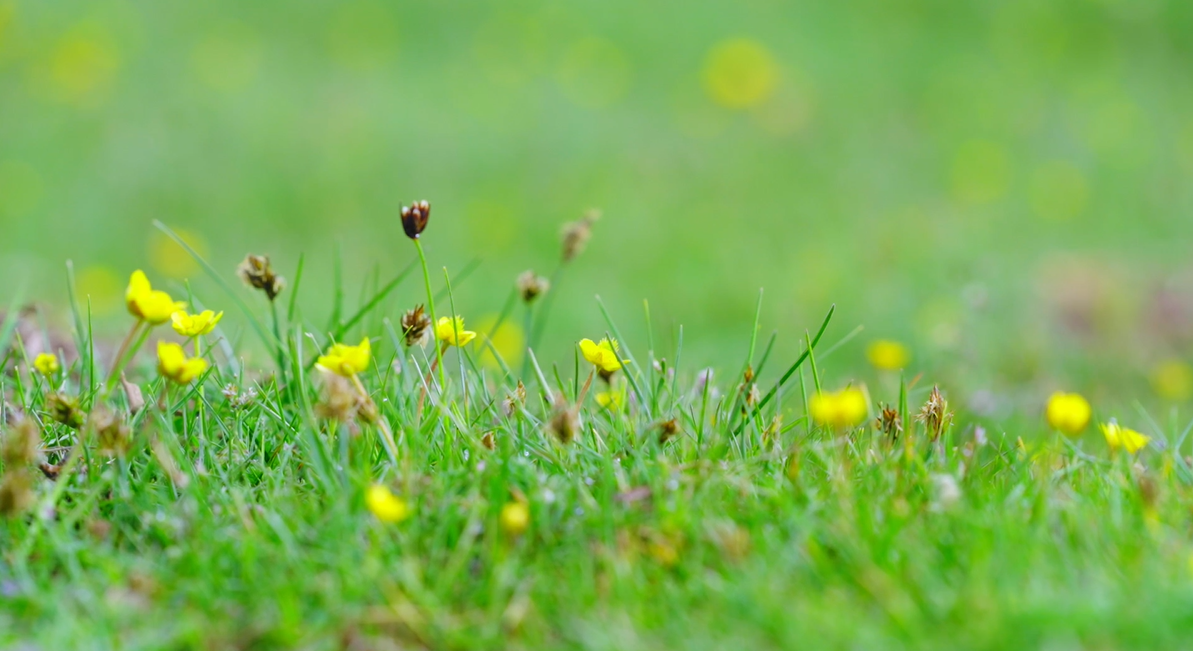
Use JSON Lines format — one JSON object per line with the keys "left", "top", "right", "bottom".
{"left": 3, "top": 0, "right": 1193, "bottom": 649}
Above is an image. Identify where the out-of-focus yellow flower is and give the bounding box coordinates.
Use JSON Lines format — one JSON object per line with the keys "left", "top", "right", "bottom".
{"left": 809, "top": 387, "right": 868, "bottom": 429}
{"left": 33, "top": 353, "right": 60, "bottom": 376}
{"left": 49, "top": 24, "right": 120, "bottom": 103}
{"left": 951, "top": 140, "right": 1010, "bottom": 205}
{"left": 1101, "top": 422, "right": 1150, "bottom": 455}
{"left": 472, "top": 315, "right": 523, "bottom": 369}
{"left": 500, "top": 501, "right": 530, "bottom": 537}
{"left": 156, "top": 341, "right": 209, "bottom": 385}
{"left": 702, "top": 38, "right": 777, "bottom": 109}
{"left": 75, "top": 265, "right": 120, "bottom": 315}
{"left": 171, "top": 310, "right": 224, "bottom": 337}
{"left": 596, "top": 384, "right": 627, "bottom": 411}
{"left": 866, "top": 340, "right": 910, "bottom": 371}
{"left": 579, "top": 338, "right": 625, "bottom": 374}
{"left": 435, "top": 316, "right": 476, "bottom": 347}
{"left": 1151, "top": 360, "right": 1193, "bottom": 403}
{"left": 126, "top": 270, "right": 186, "bottom": 325}
{"left": 1045, "top": 392, "right": 1091, "bottom": 438}
{"left": 148, "top": 229, "right": 206, "bottom": 279}
{"left": 365, "top": 484, "right": 410, "bottom": 524}
{"left": 316, "top": 337, "right": 371, "bottom": 377}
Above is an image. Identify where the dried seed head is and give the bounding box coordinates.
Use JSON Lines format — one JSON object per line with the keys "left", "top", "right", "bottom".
{"left": 481, "top": 431, "right": 496, "bottom": 450}
{"left": 238, "top": 254, "right": 285, "bottom": 301}
{"left": 45, "top": 393, "right": 85, "bottom": 430}
{"left": 916, "top": 385, "right": 953, "bottom": 442}
{"left": 2, "top": 418, "right": 39, "bottom": 466}
{"left": 400, "top": 200, "right": 431, "bottom": 240}
{"left": 400, "top": 305, "right": 432, "bottom": 348}
{"left": 502, "top": 381, "right": 527, "bottom": 417}
{"left": 877, "top": 404, "right": 903, "bottom": 440}
{"left": 547, "top": 399, "right": 580, "bottom": 444}
{"left": 560, "top": 209, "right": 600, "bottom": 262}
{"left": 315, "top": 374, "right": 361, "bottom": 423}
{"left": 0, "top": 471, "right": 33, "bottom": 517}
{"left": 656, "top": 418, "right": 680, "bottom": 444}
{"left": 89, "top": 407, "right": 131, "bottom": 457}
{"left": 516, "top": 270, "right": 550, "bottom": 303}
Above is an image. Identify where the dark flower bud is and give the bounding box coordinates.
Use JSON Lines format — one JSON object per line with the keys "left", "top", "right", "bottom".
{"left": 401, "top": 200, "right": 431, "bottom": 240}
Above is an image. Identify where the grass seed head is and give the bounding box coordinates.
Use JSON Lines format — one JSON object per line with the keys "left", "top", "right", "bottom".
{"left": 90, "top": 407, "right": 131, "bottom": 457}
{"left": 877, "top": 404, "right": 903, "bottom": 440}
{"left": 400, "top": 200, "right": 431, "bottom": 240}
{"left": 561, "top": 209, "right": 600, "bottom": 262}
{"left": 548, "top": 399, "right": 580, "bottom": 444}
{"left": 516, "top": 270, "right": 550, "bottom": 303}
{"left": 0, "top": 471, "right": 33, "bottom": 517}
{"left": 400, "top": 305, "right": 432, "bottom": 348}
{"left": 45, "top": 393, "right": 85, "bottom": 430}
{"left": 237, "top": 254, "right": 285, "bottom": 301}
{"left": 916, "top": 386, "right": 952, "bottom": 441}
{"left": 2, "top": 417, "right": 39, "bottom": 466}
{"left": 657, "top": 418, "right": 680, "bottom": 444}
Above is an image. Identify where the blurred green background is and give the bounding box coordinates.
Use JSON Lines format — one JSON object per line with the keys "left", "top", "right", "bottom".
{"left": 3, "top": 0, "right": 1193, "bottom": 414}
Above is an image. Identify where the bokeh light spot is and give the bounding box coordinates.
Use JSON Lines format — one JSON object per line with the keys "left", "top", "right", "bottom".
{"left": 148, "top": 229, "right": 207, "bottom": 279}
{"left": 1151, "top": 359, "right": 1193, "bottom": 403}
{"left": 74, "top": 265, "right": 120, "bottom": 316}
{"left": 48, "top": 23, "right": 120, "bottom": 103}
{"left": 473, "top": 315, "right": 525, "bottom": 370}
{"left": 702, "top": 38, "right": 778, "bottom": 110}
{"left": 950, "top": 140, "right": 1011, "bottom": 205}
{"left": 1029, "top": 161, "right": 1088, "bottom": 222}
{"left": 191, "top": 22, "right": 262, "bottom": 93}
{"left": 556, "top": 37, "right": 632, "bottom": 109}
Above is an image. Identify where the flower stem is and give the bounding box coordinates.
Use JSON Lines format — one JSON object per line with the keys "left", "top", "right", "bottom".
{"left": 103, "top": 321, "right": 148, "bottom": 398}
{"left": 351, "top": 374, "right": 398, "bottom": 465}
{"left": 414, "top": 239, "right": 448, "bottom": 394}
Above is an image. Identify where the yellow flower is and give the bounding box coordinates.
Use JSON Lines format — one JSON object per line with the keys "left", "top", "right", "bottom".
{"left": 1101, "top": 422, "right": 1150, "bottom": 455}
{"left": 125, "top": 270, "right": 186, "bottom": 325}
{"left": 579, "top": 338, "right": 625, "bottom": 374}
{"left": 156, "top": 341, "right": 209, "bottom": 384}
{"left": 866, "top": 340, "right": 910, "bottom": 371}
{"left": 435, "top": 316, "right": 477, "bottom": 347}
{"left": 1045, "top": 392, "right": 1092, "bottom": 438}
{"left": 365, "top": 484, "right": 410, "bottom": 524}
{"left": 33, "top": 353, "right": 60, "bottom": 376}
{"left": 809, "top": 387, "right": 868, "bottom": 429}
{"left": 500, "top": 501, "right": 530, "bottom": 537}
{"left": 171, "top": 310, "right": 224, "bottom": 337}
{"left": 596, "top": 385, "right": 626, "bottom": 410}
{"left": 1151, "top": 360, "right": 1193, "bottom": 402}
{"left": 316, "top": 337, "right": 371, "bottom": 377}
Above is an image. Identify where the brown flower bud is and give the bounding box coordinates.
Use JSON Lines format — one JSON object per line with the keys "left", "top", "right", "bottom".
{"left": 45, "top": 393, "right": 85, "bottom": 430}
{"left": 400, "top": 200, "right": 431, "bottom": 240}
{"left": 238, "top": 254, "right": 285, "bottom": 301}
{"left": 2, "top": 418, "right": 39, "bottom": 466}
{"left": 548, "top": 398, "right": 580, "bottom": 444}
{"left": 90, "top": 407, "right": 131, "bottom": 457}
{"left": 560, "top": 209, "right": 600, "bottom": 262}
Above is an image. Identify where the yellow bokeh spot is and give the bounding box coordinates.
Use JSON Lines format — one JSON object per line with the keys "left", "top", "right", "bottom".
{"left": 702, "top": 38, "right": 778, "bottom": 110}
{"left": 0, "top": 2, "right": 14, "bottom": 45}
{"left": 1152, "top": 360, "right": 1193, "bottom": 403}
{"left": 556, "top": 37, "right": 632, "bottom": 109}
{"left": 0, "top": 160, "right": 43, "bottom": 216}
{"left": 148, "top": 229, "right": 207, "bottom": 279}
{"left": 472, "top": 315, "right": 525, "bottom": 370}
{"left": 74, "top": 265, "right": 120, "bottom": 316}
{"left": 950, "top": 140, "right": 1011, "bottom": 205}
{"left": 191, "top": 22, "right": 262, "bottom": 93}
{"left": 326, "top": 0, "right": 398, "bottom": 71}
{"left": 1029, "top": 161, "right": 1088, "bottom": 222}
{"left": 49, "top": 23, "right": 120, "bottom": 102}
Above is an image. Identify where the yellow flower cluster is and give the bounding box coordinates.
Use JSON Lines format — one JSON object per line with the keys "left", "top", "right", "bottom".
{"left": 435, "top": 316, "right": 476, "bottom": 347}
{"left": 157, "top": 341, "right": 209, "bottom": 385}
{"left": 1045, "top": 392, "right": 1091, "bottom": 437}
{"left": 126, "top": 270, "right": 186, "bottom": 325}
{"left": 171, "top": 310, "right": 223, "bottom": 337}
{"left": 866, "top": 340, "right": 910, "bottom": 371}
{"left": 33, "top": 353, "right": 60, "bottom": 376}
{"left": 317, "top": 337, "right": 372, "bottom": 377}
{"left": 366, "top": 484, "right": 410, "bottom": 524}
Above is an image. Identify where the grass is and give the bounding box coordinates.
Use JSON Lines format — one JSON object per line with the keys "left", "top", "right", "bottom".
{"left": 2, "top": 230, "right": 1192, "bottom": 651}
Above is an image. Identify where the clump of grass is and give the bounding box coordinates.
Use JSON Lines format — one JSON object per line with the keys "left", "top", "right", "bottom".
{"left": 0, "top": 210, "right": 1188, "bottom": 650}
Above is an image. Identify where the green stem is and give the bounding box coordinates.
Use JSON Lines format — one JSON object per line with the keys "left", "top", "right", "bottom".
{"left": 414, "top": 239, "right": 448, "bottom": 394}
{"left": 103, "top": 321, "right": 151, "bottom": 399}
{"left": 270, "top": 299, "right": 288, "bottom": 390}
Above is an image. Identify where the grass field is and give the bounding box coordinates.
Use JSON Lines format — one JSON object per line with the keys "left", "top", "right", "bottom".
{"left": 3, "top": 0, "right": 1193, "bottom": 649}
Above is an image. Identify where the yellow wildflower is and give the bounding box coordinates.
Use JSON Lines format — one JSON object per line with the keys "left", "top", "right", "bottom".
{"left": 435, "top": 316, "right": 477, "bottom": 347}
{"left": 1045, "top": 392, "right": 1091, "bottom": 438}
{"left": 156, "top": 341, "right": 209, "bottom": 385}
{"left": 596, "top": 384, "right": 627, "bottom": 410}
{"left": 125, "top": 270, "right": 186, "bottom": 325}
{"left": 866, "top": 340, "right": 910, "bottom": 371}
{"left": 33, "top": 353, "right": 60, "bottom": 376}
{"left": 316, "top": 337, "right": 372, "bottom": 377}
{"left": 1101, "top": 422, "right": 1150, "bottom": 455}
{"left": 500, "top": 501, "right": 530, "bottom": 537}
{"left": 1151, "top": 360, "right": 1193, "bottom": 402}
{"left": 365, "top": 484, "right": 410, "bottom": 524}
{"left": 171, "top": 310, "right": 224, "bottom": 337}
{"left": 579, "top": 338, "right": 625, "bottom": 374}
{"left": 809, "top": 387, "right": 868, "bottom": 429}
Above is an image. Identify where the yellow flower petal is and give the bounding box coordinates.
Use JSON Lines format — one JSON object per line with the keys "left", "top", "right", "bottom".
{"left": 366, "top": 484, "right": 410, "bottom": 524}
